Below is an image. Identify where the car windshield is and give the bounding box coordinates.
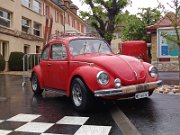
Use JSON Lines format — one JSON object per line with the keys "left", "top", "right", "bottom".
{"left": 69, "top": 39, "right": 112, "bottom": 55}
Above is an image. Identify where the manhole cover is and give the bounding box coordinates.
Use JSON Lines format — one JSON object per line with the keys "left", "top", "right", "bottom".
{"left": 0, "top": 97, "right": 7, "bottom": 102}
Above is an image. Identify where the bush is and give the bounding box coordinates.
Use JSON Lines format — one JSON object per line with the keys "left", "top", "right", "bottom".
{"left": 9, "top": 52, "right": 24, "bottom": 71}
{"left": 0, "top": 54, "right": 5, "bottom": 72}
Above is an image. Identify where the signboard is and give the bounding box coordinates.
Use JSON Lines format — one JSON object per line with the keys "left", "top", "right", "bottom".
{"left": 161, "top": 45, "right": 168, "bottom": 56}
{"left": 158, "top": 28, "right": 179, "bottom": 57}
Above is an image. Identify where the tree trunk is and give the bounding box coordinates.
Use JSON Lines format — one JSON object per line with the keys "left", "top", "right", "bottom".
{"left": 107, "top": 40, "right": 111, "bottom": 45}
{"left": 178, "top": 45, "right": 180, "bottom": 87}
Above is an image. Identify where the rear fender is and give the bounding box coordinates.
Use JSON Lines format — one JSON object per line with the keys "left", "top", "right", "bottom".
{"left": 31, "top": 65, "right": 44, "bottom": 89}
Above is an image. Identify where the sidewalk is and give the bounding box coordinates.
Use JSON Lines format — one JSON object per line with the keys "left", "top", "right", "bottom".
{"left": 159, "top": 71, "right": 179, "bottom": 85}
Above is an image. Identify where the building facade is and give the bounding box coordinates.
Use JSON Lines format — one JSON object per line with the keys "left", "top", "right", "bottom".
{"left": 0, "top": 0, "right": 87, "bottom": 71}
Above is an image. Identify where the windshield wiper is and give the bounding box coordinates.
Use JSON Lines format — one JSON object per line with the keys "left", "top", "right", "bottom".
{"left": 98, "top": 42, "right": 102, "bottom": 53}
{"left": 83, "top": 42, "right": 87, "bottom": 54}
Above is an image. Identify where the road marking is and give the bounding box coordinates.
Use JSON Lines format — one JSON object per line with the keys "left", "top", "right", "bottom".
{"left": 110, "top": 104, "right": 142, "bottom": 135}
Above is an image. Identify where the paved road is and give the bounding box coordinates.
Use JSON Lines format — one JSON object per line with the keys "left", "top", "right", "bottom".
{"left": 0, "top": 75, "right": 121, "bottom": 135}
{"left": 0, "top": 75, "right": 180, "bottom": 135}
{"left": 116, "top": 94, "right": 180, "bottom": 135}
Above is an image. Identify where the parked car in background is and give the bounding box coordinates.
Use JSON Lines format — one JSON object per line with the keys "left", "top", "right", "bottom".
{"left": 31, "top": 33, "right": 162, "bottom": 111}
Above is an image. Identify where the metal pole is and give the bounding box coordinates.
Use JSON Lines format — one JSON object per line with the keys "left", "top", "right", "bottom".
{"left": 64, "top": 10, "right": 65, "bottom": 33}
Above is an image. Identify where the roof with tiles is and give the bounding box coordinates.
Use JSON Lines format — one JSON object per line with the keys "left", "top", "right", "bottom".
{"left": 147, "top": 12, "right": 180, "bottom": 30}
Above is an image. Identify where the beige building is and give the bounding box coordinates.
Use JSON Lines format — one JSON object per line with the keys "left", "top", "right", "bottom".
{"left": 0, "top": 0, "right": 87, "bottom": 70}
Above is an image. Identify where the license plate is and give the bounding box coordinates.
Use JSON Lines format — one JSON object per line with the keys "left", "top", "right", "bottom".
{"left": 135, "top": 92, "right": 149, "bottom": 99}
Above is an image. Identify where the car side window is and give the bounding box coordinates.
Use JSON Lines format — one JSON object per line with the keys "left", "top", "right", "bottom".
{"left": 51, "top": 44, "right": 67, "bottom": 60}
{"left": 41, "top": 46, "right": 49, "bottom": 60}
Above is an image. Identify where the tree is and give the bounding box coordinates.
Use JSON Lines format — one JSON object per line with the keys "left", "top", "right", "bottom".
{"left": 122, "top": 8, "right": 161, "bottom": 41}
{"left": 158, "top": 0, "right": 180, "bottom": 86}
{"left": 80, "top": 0, "right": 130, "bottom": 44}
{"left": 122, "top": 15, "right": 146, "bottom": 41}
{"left": 138, "top": 7, "right": 161, "bottom": 26}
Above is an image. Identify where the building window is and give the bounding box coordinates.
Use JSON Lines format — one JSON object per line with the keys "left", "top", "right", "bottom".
{"left": 0, "top": 9, "right": 11, "bottom": 28}
{"left": 22, "top": 18, "right": 30, "bottom": 33}
{"left": 0, "top": 41, "right": 9, "bottom": 61}
{"left": 81, "top": 24, "right": 84, "bottom": 33}
{"left": 36, "top": 46, "right": 40, "bottom": 53}
{"left": 24, "top": 45, "right": 30, "bottom": 54}
{"left": 33, "top": 22, "right": 41, "bottom": 36}
{"left": 68, "top": 14, "right": 70, "bottom": 25}
{"left": 21, "top": 0, "right": 31, "bottom": 8}
{"left": 77, "top": 22, "right": 80, "bottom": 31}
{"left": 72, "top": 19, "right": 75, "bottom": 28}
{"left": 33, "top": 0, "right": 41, "bottom": 13}
{"left": 61, "top": 14, "right": 64, "bottom": 25}
{"left": 45, "top": 5, "right": 50, "bottom": 16}
{"left": 55, "top": 11, "right": 59, "bottom": 23}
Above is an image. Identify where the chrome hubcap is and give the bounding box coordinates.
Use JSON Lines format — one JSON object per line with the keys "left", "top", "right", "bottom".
{"left": 32, "top": 76, "right": 38, "bottom": 91}
{"left": 72, "top": 83, "right": 82, "bottom": 107}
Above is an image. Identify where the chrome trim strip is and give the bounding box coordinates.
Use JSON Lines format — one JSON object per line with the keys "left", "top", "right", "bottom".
{"left": 94, "top": 80, "right": 162, "bottom": 97}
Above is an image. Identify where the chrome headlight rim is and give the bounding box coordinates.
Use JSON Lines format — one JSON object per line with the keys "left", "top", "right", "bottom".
{"left": 149, "top": 66, "right": 158, "bottom": 78}
{"left": 96, "top": 71, "right": 109, "bottom": 85}
{"left": 114, "top": 78, "right": 121, "bottom": 88}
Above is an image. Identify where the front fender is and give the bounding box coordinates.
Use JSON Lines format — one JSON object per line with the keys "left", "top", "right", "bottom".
{"left": 67, "top": 65, "right": 115, "bottom": 96}
{"left": 31, "top": 65, "right": 44, "bottom": 89}
{"left": 142, "top": 62, "right": 158, "bottom": 82}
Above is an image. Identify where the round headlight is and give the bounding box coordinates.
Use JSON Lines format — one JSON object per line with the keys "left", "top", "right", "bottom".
{"left": 97, "top": 71, "right": 109, "bottom": 85}
{"left": 149, "top": 66, "right": 158, "bottom": 78}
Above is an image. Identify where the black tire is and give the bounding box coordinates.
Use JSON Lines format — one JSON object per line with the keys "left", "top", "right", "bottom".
{"left": 71, "top": 78, "right": 94, "bottom": 111}
{"left": 149, "top": 91, "right": 154, "bottom": 96}
{"left": 31, "top": 73, "right": 43, "bottom": 95}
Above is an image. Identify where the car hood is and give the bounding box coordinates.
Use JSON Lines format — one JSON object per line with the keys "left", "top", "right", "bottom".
{"left": 72, "top": 54, "right": 146, "bottom": 85}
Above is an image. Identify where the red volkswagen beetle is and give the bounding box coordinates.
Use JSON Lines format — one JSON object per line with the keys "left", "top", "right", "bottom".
{"left": 31, "top": 34, "right": 162, "bottom": 111}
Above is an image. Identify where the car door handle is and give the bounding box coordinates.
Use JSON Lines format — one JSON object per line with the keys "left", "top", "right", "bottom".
{"left": 47, "top": 63, "right": 52, "bottom": 67}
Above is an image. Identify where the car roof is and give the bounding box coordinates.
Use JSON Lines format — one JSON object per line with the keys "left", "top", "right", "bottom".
{"left": 47, "top": 33, "right": 102, "bottom": 45}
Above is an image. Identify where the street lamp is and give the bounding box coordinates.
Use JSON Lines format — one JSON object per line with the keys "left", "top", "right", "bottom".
{"left": 59, "top": 4, "right": 67, "bottom": 33}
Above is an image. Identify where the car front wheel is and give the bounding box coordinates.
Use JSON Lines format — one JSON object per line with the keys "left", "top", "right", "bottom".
{"left": 71, "top": 78, "right": 94, "bottom": 111}
{"left": 31, "top": 73, "right": 43, "bottom": 95}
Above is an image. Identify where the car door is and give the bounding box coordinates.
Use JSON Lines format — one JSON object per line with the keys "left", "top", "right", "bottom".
{"left": 39, "top": 45, "right": 50, "bottom": 87}
{"left": 46, "top": 43, "right": 69, "bottom": 91}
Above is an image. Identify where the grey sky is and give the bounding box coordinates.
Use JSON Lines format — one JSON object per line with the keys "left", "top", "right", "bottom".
{"left": 71, "top": 0, "right": 173, "bottom": 14}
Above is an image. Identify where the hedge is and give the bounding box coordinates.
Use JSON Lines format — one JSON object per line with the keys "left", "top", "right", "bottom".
{"left": 0, "top": 54, "right": 5, "bottom": 72}
{"left": 9, "top": 52, "right": 24, "bottom": 71}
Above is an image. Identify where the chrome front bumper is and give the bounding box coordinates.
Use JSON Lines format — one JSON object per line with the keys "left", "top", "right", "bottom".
{"left": 94, "top": 80, "right": 162, "bottom": 97}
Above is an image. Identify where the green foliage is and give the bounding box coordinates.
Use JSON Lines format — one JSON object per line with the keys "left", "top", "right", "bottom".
{"left": 0, "top": 54, "right": 5, "bottom": 72}
{"left": 80, "top": 0, "right": 130, "bottom": 44}
{"left": 122, "top": 7, "right": 161, "bottom": 41}
{"left": 8, "top": 52, "right": 24, "bottom": 71}
{"left": 122, "top": 15, "right": 146, "bottom": 41}
{"left": 138, "top": 7, "right": 161, "bottom": 26}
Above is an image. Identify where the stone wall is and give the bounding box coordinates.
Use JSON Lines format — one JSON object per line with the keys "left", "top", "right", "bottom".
{"left": 152, "top": 61, "right": 179, "bottom": 71}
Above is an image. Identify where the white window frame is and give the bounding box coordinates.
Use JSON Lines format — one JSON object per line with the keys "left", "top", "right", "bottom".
{"left": 21, "top": 0, "right": 31, "bottom": 8}
{"left": 22, "top": 18, "right": 30, "bottom": 33}
{"left": 33, "top": 22, "right": 41, "bottom": 36}
{"left": 33, "top": 0, "right": 41, "bottom": 13}
{"left": 0, "top": 9, "right": 11, "bottom": 28}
